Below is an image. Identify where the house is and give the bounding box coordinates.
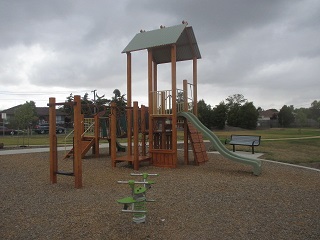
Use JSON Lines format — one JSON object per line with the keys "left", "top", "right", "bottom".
{"left": 257, "top": 109, "right": 279, "bottom": 128}
{"left": 0, "top": 105, "right": 67, "bottom": 126}
{"left": 259, "top": 109, "right": 278, "bottom": 120}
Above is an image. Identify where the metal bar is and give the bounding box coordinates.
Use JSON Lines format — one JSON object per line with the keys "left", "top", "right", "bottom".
{"left": 121, "top": 210, "right": 147, "bottom": 213}
{"left": 130, "top": 173, "right": 158, "bottom": 176}
{"left": 117, "top": 181, "right": 155, "bottom": 184}
{"left": 55, "top": 171, "right": 74, "bottom": 176}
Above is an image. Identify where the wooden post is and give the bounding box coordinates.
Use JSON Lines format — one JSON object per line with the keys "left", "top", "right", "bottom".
{"left": 148, "top": 49, "right": 154, "bottom": 157}
{"left": 183, "top": 80, "right": 189, "bottom": 164}
{"left": 94, "top": 113, "right": 99, "bottom": 157}
{"left": 171, "top": 44, "right": 177, "bottom": 166}
{"left": 127, "top": 52, "right": 132, "bottom": 107}
{"left": 153, "top": 62, "right": 157, "bottom": 92}
{"left": 49, "top": 97, "right": 57, "bottom": 184}
{"left": 141, "top": 105, "right": 146, "bottom": 156}
{"left": 127, "top": 107, "right": 132, "bottom": 155}
{"left": 183, "top": 80, "right": 188, "bottom": 112}
{"left": 110, "top": 102, "right": 117, "bottom": 167}
{"left": 161, "top": 91, "right": 165, "bottom": 114}
{"left": 125, "top": 51, "right": 133, "bottom": 163}
{"left": 133, "top": 102, "right": 139, "bottom": 170}
{"left": 193, "top": 57, "right": 198, "bottom": 116}
{"left": 73, "top": 95, "right": 82, "bottom": 188}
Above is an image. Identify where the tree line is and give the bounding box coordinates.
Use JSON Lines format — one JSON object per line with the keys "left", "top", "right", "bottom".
{"left": 8, "top": 89, "right": 126, "bottom": 130}
{"left": 197, "top": 94, "right": 320, "bottom": 130}
{"left": 7, "top": 91, "right": 320, "bottom": 131}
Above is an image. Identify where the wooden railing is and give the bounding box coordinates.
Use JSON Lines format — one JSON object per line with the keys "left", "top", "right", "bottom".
{"left": 151, "top": 80, "right": 194, "bottom": 115}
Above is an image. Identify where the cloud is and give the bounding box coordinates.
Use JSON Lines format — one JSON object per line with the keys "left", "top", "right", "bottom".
{"left": 0, "top": 0, "right": 319, "bottom": 111}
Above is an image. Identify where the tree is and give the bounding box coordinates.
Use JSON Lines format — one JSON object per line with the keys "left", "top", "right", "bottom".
{"left": 238, "top": 102, "right": 259, "bottom": 129}
{"left": 226, "top": 94, "right": 247, "bottom": 110}
{"left": 112, "top": 89, "right": 127, "bottom": 109}
{"left": 95, "top": 93, "right": 110, "bottom": 113}
{"left": 60, "top": 93, "right": 74, "bottom": 116}
{"left": 295, "top": 108, "right": 307, "bottom": 132}
{"left": 13, "top": 101, "right": 38, "bottom": 129}
{"left": 225, "top": 94, "right": 247, "bottom": 127}
{"left": 278, "top": 105, "right": 295, "bottom": 127}
{"left": 310, "top": 100, "right": 320, "bottom": 121}
{"left": 227, "top": 104, "right": 241, "bottom": 127}
{"left": 81, "top": 93, "right": 94, "bottom": 116}
{"left": 212, "top": 102, "right": 227, "bottom": 129}
{"left": 197, "top": 99, "right": 214, "bottom": 129}
{"left": 224, "top": 94, "right": 260, "bottom": 129}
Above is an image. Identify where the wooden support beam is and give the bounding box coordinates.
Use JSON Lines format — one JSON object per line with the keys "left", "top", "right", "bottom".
{"left": 127, "top": 107, "right": 132, "bottom": 155}
{"left": 94, "top": 114, "right": 100, "bottom": 157}
{"left": 111, "top": 102, "right": 117, "bottom": 167}
{"left": 182, "top": 80, "right": 189, "bottom": 164}
{"left": 193, "top": 57, "right": 198, "bottom": 116}
{"left": 183, "top": 79, "right": 188, "bottom": 112}
{"left": 141, "top": 105, "right": 146, "bottom": 156}
{"left": 133, "top": 102, "right": 139, "bottom": 170}
{"left": 171, "top": 44, "right": 177, "bottom": 167}
{"left": 49, "top": 97, "right": 57, "bottom": 184}
{"left": 153, "top": 62, "right": 157, "bottom": 92}
{"left": 148, "top": 49, "right": 154, "bottom": 156}
{"left": 73, "top": 95, "right": 82, "bottom": 189}
{"left": 127, "top": 52, "right": 132, "bottom": 107}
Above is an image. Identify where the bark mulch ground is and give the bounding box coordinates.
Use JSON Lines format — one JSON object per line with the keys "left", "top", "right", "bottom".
{"left": 1, "top": 149, "right": 319, "bottom": 239}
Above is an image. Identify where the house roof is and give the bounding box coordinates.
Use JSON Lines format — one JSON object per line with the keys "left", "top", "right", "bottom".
{"left": 0, "top": 106, "right": 66, "bottom": 116}
{"left": 122, "top": 23, "right": 201, "bottom": 64}
{"left": 259, "top": 109, "right": 278, "bottom": 119}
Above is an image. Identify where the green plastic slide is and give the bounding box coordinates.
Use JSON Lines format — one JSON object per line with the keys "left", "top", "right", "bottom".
{"left": 178, "top": 111, "right": 262, "bottom": 176}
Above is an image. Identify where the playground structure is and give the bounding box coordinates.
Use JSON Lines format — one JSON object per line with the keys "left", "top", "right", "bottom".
{"left": 49, "top": 96, "right": 84, "bottom": 188}
{"left": 48, "top": 96, "right": 127, "bottom": 188}
{"left": 112, "top": 22, "right": 203, "bottom": 169}
{"left": 49, "top": 22, "right": 262, "bottom": 189}
{"left": 116, "top": 22, "right": 261, "bottom": 174}
{"left": 117, "top": 173, "right": 158, "bottom": 223}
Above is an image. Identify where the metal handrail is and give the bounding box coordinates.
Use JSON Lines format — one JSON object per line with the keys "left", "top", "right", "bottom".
{"left": 64, "top": 129, "right": 75, "bottom": 155}
{"left": 81, "top": 122, "right": 95, "bottom": 137}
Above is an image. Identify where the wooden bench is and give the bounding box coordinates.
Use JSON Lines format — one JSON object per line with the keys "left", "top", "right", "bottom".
{"left": 225, "top": 135, "right": 261, "bottom": 154}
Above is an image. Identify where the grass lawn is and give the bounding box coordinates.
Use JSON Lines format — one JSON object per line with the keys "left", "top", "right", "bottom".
{"left": 213, "top": 128, "right": 320, "bottom": 164}
{"left": 1, "top": 128, "right": 319, "bottom": 165}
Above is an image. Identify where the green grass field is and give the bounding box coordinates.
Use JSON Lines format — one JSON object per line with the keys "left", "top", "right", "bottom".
{"left": 212, "top": 128, "right": 320, "bottom": 164}
{"left": 1, "top": 128, "right": 319, "bottom": 164}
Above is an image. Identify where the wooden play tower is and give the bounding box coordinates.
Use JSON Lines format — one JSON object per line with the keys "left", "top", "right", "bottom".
{"left": 121, "top": 22, "right": 201, "bottom": 168}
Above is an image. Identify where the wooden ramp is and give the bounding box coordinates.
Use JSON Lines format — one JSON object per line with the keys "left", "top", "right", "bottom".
{"left": 64, "top": 136, "right": 95, "bottom": 159}
{"left": 187, "top": 122, "right": 208, "bottom": 165}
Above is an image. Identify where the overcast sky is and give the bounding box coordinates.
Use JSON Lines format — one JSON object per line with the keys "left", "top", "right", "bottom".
{"left": 1, "top": 0, "right": 319, "bottom": 111}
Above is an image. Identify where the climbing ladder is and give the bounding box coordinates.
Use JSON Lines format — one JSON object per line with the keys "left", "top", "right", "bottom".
{"left": 187, "top": 121, "right": 208, "bottom": 165}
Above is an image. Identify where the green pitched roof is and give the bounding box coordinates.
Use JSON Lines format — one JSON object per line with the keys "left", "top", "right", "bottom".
{"left": 122, "top": 23, "right": 201, "bottom": 64}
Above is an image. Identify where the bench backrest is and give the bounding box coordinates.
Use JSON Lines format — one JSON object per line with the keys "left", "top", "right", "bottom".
{"left": 230, "top": 135, "right": 261, "bottom": 146}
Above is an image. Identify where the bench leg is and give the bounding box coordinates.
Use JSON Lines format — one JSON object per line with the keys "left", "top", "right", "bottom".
{"left": 252, "top": 146, "right": 254, "bottom": 154}
{"left": 233, "top": 145, "right": 235, "bottom": 152}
